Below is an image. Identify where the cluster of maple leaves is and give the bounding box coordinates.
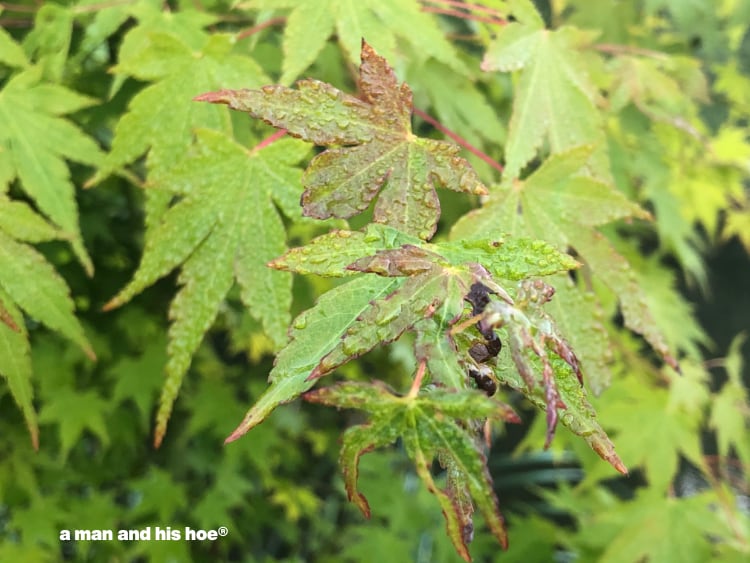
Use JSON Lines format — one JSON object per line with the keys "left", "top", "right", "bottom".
{"left": 188, "top": 41, "right": 644, "bottom": 558}
{"left": 0, "top": 1, "right": 700, "bottom": 558}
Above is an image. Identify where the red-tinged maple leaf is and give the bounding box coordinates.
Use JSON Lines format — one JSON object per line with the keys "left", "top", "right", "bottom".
{"left": 196, "top": 40, "right": 487, "bottom": 240}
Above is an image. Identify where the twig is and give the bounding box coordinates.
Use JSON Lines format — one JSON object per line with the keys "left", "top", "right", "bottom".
{"left": 702, "top": 357, "right": 725, "bottom": 369}
{"left": 0, "top": 17, "right": 32, "bottom": 26}
{"left": 71, "top": 0, "right": 136, "bottom": 14}
{"left": 594, "top": 43, "right": 669, "bottom": 60}
{"left": 0, "top": 2, "right": 37, "bottom": 12}
{"left": 237, "top": 16, "right": 286, "bottom": 41}
{"left": 413, "top": 107, "right": 504, "bottom": 174}
{"left": 421, "top": 5, "right": 506, "bottom": 26}
{"left": 421, "top": 0, "right": 505, "bottom": 18}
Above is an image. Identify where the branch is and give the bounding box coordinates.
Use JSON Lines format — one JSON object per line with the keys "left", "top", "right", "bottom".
{"left": 420, "top": 4, "right": 507, "bottom": 26}
{"left": 237, "top": 16, "right": 286, "bottom": 41}
{"left": 594, "top": 43, "right": 669, "bottom": 60}
{"left": 420, "top": 0, "right": 506, "bottom": 19}
{"left": 0, "top": 2, "right": 37, "bottom": 12}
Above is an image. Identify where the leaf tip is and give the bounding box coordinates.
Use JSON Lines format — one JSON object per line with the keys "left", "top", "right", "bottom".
{"left": 0, "top": 313, "right": 20, "bottom": 333}
{"left": 153, "top": 430, "right": 164, "bottom": 449}
{"left": 350, "top": 492, "right": 372, "bottom": 519}
{"left": 306, "top": 367, "right": 326, "bottom": 381}
{"left": 223, "top": 431, "right": 242, "bottom": 445}
{"left": 84, "top": 346, "right": 97, "bottom": 362}
{"left": 193, "top": 90, "right": 234, "bottom": 105}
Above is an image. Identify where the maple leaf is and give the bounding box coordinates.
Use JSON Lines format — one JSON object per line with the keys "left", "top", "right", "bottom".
{"left": 452, "top": 146, "right": 678, "bottom": 377}
{"left": 225, "top": 275, "right": 403, "bottom": 443}
{"left": 196, "top": 40, "right": 487, "bottom": 240}
{"left": 223, "top": 223, "right": 580, "bottom": 448}
{"left": 591, "top": 491, "right": 728, "bottom": 563}
{"left": 0, "top": 67, "right": 104, "bottom": 274}
{"left": 38, "top": 388, "right": 109, "bottom": 459}
{"left": 129, "top": 468, "right": 188, "bottom": 522}
{"left": 709, "top": 335, "right": 750, "bottom": 469}
{"left": 103, "top": 129, "right": 308, "bottom": 447}
{"left": 0, "top": 195, "right": 95, "bottom": 448}
{"left": 0, "top": 287, "right": 35, "bottom": 448}
{"left": 0, "top": 20, "right": 28, "bottom": 68}
{"left": 305, "top": 381, "right": 517, "bottom": 560}
{"left": 245, "top": 0, "right": 466, "bottom": 84}
{"left": 267, "top": 223, "right": 578, "bottom": 381}
{"left": 90, "top": 23, "right": 269, "bottom": 187}
{"left": 482, "top": 15, "right": 610, "bottom": 181}
{"left": 109, "top": 334, "right": 167, "bottom": 427}
{"left": 599, "top": 374, "right": 704, "bottom": 491}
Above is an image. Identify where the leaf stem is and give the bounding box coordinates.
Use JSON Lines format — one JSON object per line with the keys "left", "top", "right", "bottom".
{"left": 237, "top": 16, "right": 286, "bottom": 41}
{"left": 71, "top": 0, "right": 135, "bottom": 14}
{"left": 413, "top": 107, "right": 504, "bottom": 175}
{"left": 408, "top": 360, "right": 427, "bottom": 398}
{"left": 252, "top": 129, "right": 288, "bottom": 152}
{"left": 0, "top": 2, "right": 37, "bottom": 12}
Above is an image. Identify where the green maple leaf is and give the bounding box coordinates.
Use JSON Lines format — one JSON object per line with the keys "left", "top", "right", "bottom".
{"left": 0, "top": 196, "right": 95, "bottom": 448}
{"left": 22, "top": 3, "right": 72, "bottom": 82}
{"left": 271, "top": 223, "right": 577, "bottom": 280}
{"left": 0, "top": 67, "right": 104, "bottom": 274}
{"left": 197, "top": 40, "right": 487, "bottom": 240}
{"left": 104, "top": 129, "right": 307, "bottom": 447}
{"left": 38, "top": 388, "right": 109, "bottom": 458}
{"left": 267, "top": 224, "right": 577, "bottom": 383}
{"left": 268, "top": 224, "right": 423, "bottom": 277}
{"left": 90, "top": 25, "right": 268, "bottom": 186}
{"left": 592, "top": 491, "right": 727, "bottom": 563}
{"left": 482, "top": 16, "right": 610, "bottom": 181}
{"left": 305, "top": 381, "right": 516, "bottom": 560}
{"left": 310, "top": 262, "right": 463, "bottom": 379}
{"left": 0, "top": 18, "right": 28, "bottom": 68}
{"left": 709, "top": 334, "right": 750, "bottom": 468}
{"left": 543, "top": 275, "right": 613, "bottom": 394}
{"left": 0, "top": 286, "right": 35, "bottom": 448}
{"left": 231, "top": 223, "right": 576, "bottom": 443}
{"left": 452, "top": 146, "right": 678, "bottom": 377}
{"left": 109, "top": 335, "right": 167, "bottom": 426}
{"left": 600, "top": 374, "right": 703, "bottom": 491}
{"left": 225, "top": 275, "right": 403, "bottom": 443}
{"left": 129, "top": 468, "right": 188, "bottom": 521}
{"left": 246, "top": 0, "right": 466, "bottom": 84}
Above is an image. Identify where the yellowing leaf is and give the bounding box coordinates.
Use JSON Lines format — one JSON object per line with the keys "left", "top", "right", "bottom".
{"left": 482, "top": 23, "right": 610, "bottom": 181}
{"left": 197, "top": 41, "right": 487, "bottom": 240}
